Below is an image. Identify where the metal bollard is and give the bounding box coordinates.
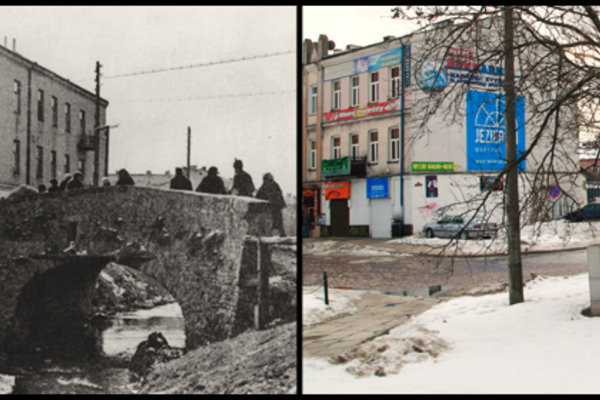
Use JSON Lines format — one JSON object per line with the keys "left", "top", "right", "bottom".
{"left": 588, "top": 245, "right": 600, "bottom": 315}
{"left": 323, "top": 271, "right": 329, "bottom": 306}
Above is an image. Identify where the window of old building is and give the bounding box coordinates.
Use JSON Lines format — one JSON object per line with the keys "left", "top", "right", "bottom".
{"left": 369, "top": 72, "right": 379, "bottom": 103}
{"left": 350, "top": 133, "right": 359, "bottom": 159}
{"left": 369, "top": 130, "right": 378, "bottom": 163}
{"left": 51, "top": 96, "right": 58, "bottom": 128}
{"left": 351, "top": 76, "right": 360, "bottom": 107}
{"left": 14, "top": 80, "right": 21, "bottom": 114}
{"left": 65, "top": 103, "right": 71, "bottom": 133}
{"left": 37, "top": 89, "right": 44, "bottom": 122}
{"left": 389, "top": 127, "right": 400, "bottom": 161}
{"left": 332, "top": 80, "right": 341, "bottom": 110}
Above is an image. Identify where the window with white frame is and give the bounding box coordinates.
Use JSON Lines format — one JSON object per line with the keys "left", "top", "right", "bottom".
{"left": 351, "top": 76, "right": 359, "bottom": 107}
{"left": 390, "top": 67, "right": 400, "bottom": 99}
{"left": 369, "top": 131, "right": 378, "bottom": 163}
{"left": 369, "top": 72, "right": 379, "bottom": 103}
{"left": 309, "top": 85, "right": 317, "bottom": 114}
{"left": 309, "top": 140, "right": 317, "bottom": 169}
{"left": 389, "top": 127, "right": 400, "bottom": 161}
{"left": 350, "top": 133, "right": 359, "bottom": 159}
{"left": 332, "top": 80, "right": 341, "bottom": 110}
{"left": 332, "top": 136, "right": 341, "bottom": 159}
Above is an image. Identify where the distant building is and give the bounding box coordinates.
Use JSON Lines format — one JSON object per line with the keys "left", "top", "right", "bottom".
{"left": 0, "top": 41, "right": 109, "bottom": 195}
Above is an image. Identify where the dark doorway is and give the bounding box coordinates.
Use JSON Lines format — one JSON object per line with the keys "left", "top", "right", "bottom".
{"left": 330, "top": 199, "right": 349, "bottom": 236}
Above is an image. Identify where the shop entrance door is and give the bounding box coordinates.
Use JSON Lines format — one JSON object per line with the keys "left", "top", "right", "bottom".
{"left": 330, "top": 199, "right": 349, "bottom": 236}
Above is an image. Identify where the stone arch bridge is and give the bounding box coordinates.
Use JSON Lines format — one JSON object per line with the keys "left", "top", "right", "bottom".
{"left": 0, "top": 185, "right": 289, "bottom": 360}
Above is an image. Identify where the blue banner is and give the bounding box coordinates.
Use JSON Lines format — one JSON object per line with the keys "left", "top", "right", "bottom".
{"left": 366, "top": 177, "right": 389, "bottom": 199}
{"left": 466, "top": 90, "right": 526, "bottom": 171}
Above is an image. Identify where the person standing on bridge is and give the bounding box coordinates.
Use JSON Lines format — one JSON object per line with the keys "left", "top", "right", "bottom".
{"left": 230, "top": 159, "right": 255, "bottom": 197}
{"left": 116, "top": 168, "right": 135, "bottom": 186}
{"left": 48, "top": 178, "right": 60, "bottom": 193}
{"left": 256, "top": 172, "right": 286, "bottom": 237}
{"left": 170, "top": 167, "right": 192, "bottom": 191}
{"left": 66, "top": 172, "right": 84, "bottom": 190}
{"left": 196, "top": 166, "right": 227, "bottom": 194}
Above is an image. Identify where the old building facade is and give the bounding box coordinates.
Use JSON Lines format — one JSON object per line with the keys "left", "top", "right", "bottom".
{"left": 302, "top": 19, "right": 585, "bottom": 238}
{"left": 0, "top": 43, "right": 108, "bottom": 195}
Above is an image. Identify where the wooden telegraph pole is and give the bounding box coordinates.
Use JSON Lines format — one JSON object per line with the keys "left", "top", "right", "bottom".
{"left": 187, "top": 126, "right": 191, "bottom": 178}
{"left": 93, "top": 61, "right": 102, "bottom": 186}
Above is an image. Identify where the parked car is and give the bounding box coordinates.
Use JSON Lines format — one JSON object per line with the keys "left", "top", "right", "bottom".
{"left": 422, "top": 215, "right": 499, "bottom": 239}
{"left": 563, "top": 203, "right": 600, "bottom": 222}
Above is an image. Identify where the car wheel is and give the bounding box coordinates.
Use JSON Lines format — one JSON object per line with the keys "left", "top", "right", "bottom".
{"left": 425, "top": 228, "right": 434, "bottom": 238}
{"left": 459, "top": 231, "right": 468, "bottom": 240}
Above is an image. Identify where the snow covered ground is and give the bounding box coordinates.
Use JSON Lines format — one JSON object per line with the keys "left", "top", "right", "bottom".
{"left": 303, "top": 220, "right": 600, "bottom": 394}
{"left": 303, "top": 274, "right": 600, "bottom": 394}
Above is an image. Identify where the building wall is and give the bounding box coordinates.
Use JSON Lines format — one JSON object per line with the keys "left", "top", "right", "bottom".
{"left": 305, "top": 20, "right": 586, "bottom": 238}
{"left": 0, "top": 46, "right": 108, "bottom": 189}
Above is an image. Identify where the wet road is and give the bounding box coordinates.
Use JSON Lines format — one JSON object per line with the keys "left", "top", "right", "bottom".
{"left": 303, "top": 248, "right": 588, "bottom": 294}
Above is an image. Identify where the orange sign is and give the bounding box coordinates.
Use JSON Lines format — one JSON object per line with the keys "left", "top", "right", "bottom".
{"left": 324, "top": 181, "right": 350, "bottom": 200}
{"left": 302, "top": 189, "right": 314, "bottom": 197}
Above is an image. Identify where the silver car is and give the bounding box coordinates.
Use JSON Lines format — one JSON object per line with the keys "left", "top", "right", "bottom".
{"left": 422, "top": 215, "right": 499, "bottom": 239}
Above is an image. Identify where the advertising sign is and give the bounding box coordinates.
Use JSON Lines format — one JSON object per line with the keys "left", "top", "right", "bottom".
{"left": 411, "top": 161, "right": 457, "bottom": 172}
{"left": 324, "top": 181, "right": 350, "bottom": 200}
{"left": 425, "top": 175, "right": 438, "bottom": 198}
{"left": 322, "top": 157, "right": 350, "bottom": 177}
{"left": 366, "top": 177, "right": 389, "bottom": 199}
{"left": 466, "top": 90, "right": 526, "bottom": 171}
{"left": 323, "top": 99, "right": 400, "bottom": 123}
{"left": 325, "top": 47, "right": 404, "bottom": 82}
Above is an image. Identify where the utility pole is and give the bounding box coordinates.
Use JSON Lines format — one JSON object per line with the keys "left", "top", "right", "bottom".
{"left": 187, "top": 126, "right": 191, "bottom": 178}
{"left": 504, "top": 6, "right": 524, "bottom": 305}
{"left": 93, "top": 61, "right": 101, "bottom": 187}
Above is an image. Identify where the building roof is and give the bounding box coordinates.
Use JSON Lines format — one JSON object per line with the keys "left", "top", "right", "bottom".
{"left": 0, "top": 43, "right": 109, "bottom": 106}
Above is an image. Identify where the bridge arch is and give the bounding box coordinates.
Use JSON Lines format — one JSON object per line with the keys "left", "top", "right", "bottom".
{"left": 0, "top": 186, "right": 275, "bottom": 360}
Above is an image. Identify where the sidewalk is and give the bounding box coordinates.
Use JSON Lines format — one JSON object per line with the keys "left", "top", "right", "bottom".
{"left": 303, "top": 291, "right": 440, "bottom": 359}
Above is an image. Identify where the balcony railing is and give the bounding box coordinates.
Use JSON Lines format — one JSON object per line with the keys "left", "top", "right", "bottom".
{"left": 77, "top": 134, "right": 97, "bottom": 151}
{"left": 322, "top": 156, "right": 366, "bottom": 178}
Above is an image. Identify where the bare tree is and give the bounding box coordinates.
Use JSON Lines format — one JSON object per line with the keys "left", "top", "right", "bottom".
{"left": 394, "top": 6, "right": 600, "bottom": 304}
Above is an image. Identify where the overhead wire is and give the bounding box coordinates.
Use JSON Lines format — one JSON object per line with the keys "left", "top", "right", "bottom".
{"left": 111, "top": 89, "right": 295, "bottom": 104}
{"left": 75, "top": 49, "right": 295, "bottom": 82}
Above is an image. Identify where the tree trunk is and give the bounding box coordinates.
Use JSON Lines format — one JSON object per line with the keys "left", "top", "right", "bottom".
{"left": 504, "top": 6, "right": 524, "bottom": 305}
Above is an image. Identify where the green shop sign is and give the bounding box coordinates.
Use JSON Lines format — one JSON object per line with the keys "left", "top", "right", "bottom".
{"left": 411, "top": 161, "right": 458, "bottom": 172}
{"left": 322, "top": 157, "right": 350, "bottom": 177}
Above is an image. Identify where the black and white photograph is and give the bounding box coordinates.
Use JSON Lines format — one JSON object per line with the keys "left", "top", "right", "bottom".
{"left": 0, "top": 5, "right": 296, "bottom": 394}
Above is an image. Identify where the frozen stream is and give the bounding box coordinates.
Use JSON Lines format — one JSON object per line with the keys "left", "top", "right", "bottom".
{"left": 10, "top": 302, "right": 186, "bottom": 394}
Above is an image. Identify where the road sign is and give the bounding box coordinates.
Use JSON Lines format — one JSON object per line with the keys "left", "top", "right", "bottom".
{"left": 548, "top": 185, "right": 562, "bottom": 199}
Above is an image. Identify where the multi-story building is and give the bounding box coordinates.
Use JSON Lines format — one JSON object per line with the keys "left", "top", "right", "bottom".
{"left": 302, "top": 19, "right": 585, "bottom": 239}
{"left": 0, "top": 42, "right": 109, "bottom": 196}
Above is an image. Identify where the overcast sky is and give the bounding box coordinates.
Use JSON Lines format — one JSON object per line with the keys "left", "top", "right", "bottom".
{"left": 0, "top": 6, "right": 296, "bottom": 194}
{"left": 302, "top": 6, "right": 418, "bottom": 50}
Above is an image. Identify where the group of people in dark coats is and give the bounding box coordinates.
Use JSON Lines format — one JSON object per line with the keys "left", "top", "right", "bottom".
{"left": 169, "top": 159, "right": 287, "bottom": 236}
